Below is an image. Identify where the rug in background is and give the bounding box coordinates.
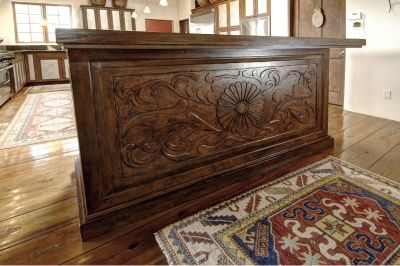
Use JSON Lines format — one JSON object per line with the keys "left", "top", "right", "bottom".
{"left": 155, "top": 157, "right": 400, "bottom": 265}
{"left": 0, "top": 91, "right": 76, "bottom": 149}
{"left": 25, "top": 84, "right": 71, "bottom": 94}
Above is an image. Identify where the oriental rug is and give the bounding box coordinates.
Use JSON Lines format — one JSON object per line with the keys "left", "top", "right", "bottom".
{"left": 25, "top": 84, "right": 71, "bottom": 94}
{"left": 155, "top": 157, "right": 400, "bottom": 265}
{"left": 0, "top": 91, "right": 76, "bottom": 149}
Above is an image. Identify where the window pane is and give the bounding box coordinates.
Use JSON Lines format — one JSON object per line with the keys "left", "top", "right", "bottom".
{"left": 245, "top": 0, "right": 254, "bottom": 17}
{"left": 28, "top": 5, "right": 41, "bottom": 15}
{"left": 31, "top": 32, "right": 44, "bottom": 42}
{"left": 29, "top": 14, "right": 41, "bottom": 23}
{"left": 46, "top": 6, "right": 59, "bottom": 15}
{"left": 30, "top": 23, "right": 43, "bottom": 33}
{"left": 258, "top": 0, "right": 267, "bottom": 14}
{"left": 60, "top": 24, "right": 71, "bottom": 29}
{"left": 14, "top": 3, "right": 71, "bottom": 43}
{"left": 47, "top": 24, "right": 57, "bottom": 34}
{"left": 16, "top": 14, "right": 30, "bottom": 23}
{"left": 47, "top": 14, "right": 59, "bottom": 24}
{"left": 218, "top": 4, "right": 227, "bottom": 28}
{"left": 230, "top": 0, "right": 240, "bottom": 27}
{"left": 48, "top": 33, "right": 56, "bottom": 43}
{"left": 18, "top": 33, "right": 31, "bottom": 42}
{"left": 58, "top": 7, "right": 70, "bottom": 17}
{"left": 15, "top": 4, "right": 29, "bottom": 13}
{"left": 17, "top": 23, "right": 31, "bottom": 32}
{"left": 59, "top": 15, "right": 71, "bottom": 24}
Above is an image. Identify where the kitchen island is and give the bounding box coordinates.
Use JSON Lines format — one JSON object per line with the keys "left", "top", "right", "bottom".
{"left": 57, "top": 29, "right": 365, "bottom": 240}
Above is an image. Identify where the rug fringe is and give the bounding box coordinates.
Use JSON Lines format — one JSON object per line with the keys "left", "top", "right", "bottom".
{"left": 154, "top": 232, "right": 177, "bottom": 265}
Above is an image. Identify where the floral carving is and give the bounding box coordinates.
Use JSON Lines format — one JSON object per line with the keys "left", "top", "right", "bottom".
{"left": 217, "top": 81, "right": 264, "bottom": 135}
{"left": 113, "top": 64, "right": 318, "bottom": 172}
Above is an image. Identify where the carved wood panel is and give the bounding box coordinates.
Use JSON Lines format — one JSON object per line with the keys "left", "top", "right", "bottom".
{"left": 111, "top": 63, "right": 318, "bottom": 178}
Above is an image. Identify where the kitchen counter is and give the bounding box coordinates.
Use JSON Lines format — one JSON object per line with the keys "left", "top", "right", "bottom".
{"left": 4, "top": 45, "right": 64, "bottom": 52}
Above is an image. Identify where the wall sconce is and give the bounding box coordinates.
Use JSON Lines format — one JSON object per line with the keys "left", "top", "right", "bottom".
{"left": 40, "top": 18, "right": 48, "bottom": 28}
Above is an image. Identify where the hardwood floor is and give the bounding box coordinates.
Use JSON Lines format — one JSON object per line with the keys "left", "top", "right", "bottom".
{"left": 0, "top": 91, "right": 399, "bottom": 264}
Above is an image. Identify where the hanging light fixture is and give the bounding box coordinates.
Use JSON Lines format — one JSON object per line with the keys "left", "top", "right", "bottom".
{"left": 40, "top": 18, "right": 48, "bottom": 28}
{"left": 159, "top": 0, "right": 168, "bottom": 6}
{"left": 144, "top": 0, "right": 151, "bottom": 14}
{"left": 131, "top": 10, "right": 138, "bottom": 18}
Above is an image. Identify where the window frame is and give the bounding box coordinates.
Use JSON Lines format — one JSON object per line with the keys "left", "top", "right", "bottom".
{"left": 12, "top": 2, "right": 72, "bottom": 44}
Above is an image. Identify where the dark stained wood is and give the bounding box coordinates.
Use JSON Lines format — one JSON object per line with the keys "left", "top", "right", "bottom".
{"left": 1, "top": 91, "right": 400, "bottom": 263}
{"left": 34, "top": 52, "right": 68, "bottom": 82}
{"left": 290, "top": 0, "right": 346, "bottom": 106}
{"left": 179, "top": 19, "right": 190, "bottom": 34}
{"left": 67, "top": 150, "right": 332, "bottom": 264}
{"left": 56, "top": 29, "right": 365, "bottom": 49}
{"left": 14, "top": 51, "right": 69, "bottom": 85}
{"left": 56, "top": 30, "right": 364, "bottom": 240}
{"left": 80, "top": 5, "right": 136, "bottom": 31}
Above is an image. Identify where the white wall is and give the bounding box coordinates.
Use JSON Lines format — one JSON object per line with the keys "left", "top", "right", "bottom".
{"left": 271, "top": 0, "right": 289, "bottom": 36}
{"left": 177, "top": 0, "right": 194, "bottom": 21}
{"left": 0, "top": 0, "right": 180, "bottom": 45}
{"left": 125, "top": 0, "right": 179, "bottom": 32}
{"left": 345, "top": 0, "right": 400, "bottom": 122}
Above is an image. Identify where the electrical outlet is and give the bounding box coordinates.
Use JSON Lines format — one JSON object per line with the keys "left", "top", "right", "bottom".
{"left": 383, "top": 90, "right": 392, "bottom": 99}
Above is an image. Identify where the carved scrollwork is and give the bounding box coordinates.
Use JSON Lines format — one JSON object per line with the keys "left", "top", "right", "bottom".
{"left": 113, "top": 64, "right": 318, "bottom": 170}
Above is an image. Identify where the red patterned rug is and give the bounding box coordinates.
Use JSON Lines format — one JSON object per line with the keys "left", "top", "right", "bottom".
{"left": 155, "top": 157, "right": 400, "bottom": 265}
{"left": 0, "top": 91, "right": 76, "bottom": 149}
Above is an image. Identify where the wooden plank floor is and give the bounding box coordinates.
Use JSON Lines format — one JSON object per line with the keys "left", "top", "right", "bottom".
{"left": 0, "top": 91, "right": 399, "bottom": 264}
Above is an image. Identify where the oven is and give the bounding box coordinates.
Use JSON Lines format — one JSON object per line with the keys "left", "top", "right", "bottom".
{"left": 0, "top": 63, "right": 14, "bottom": 107}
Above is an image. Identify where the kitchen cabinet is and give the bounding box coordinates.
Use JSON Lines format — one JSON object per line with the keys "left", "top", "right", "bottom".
{"left": 23, "top": 51, "right": 69, "bottom": 84}
{"left": 81, "top": 5, "right": 136, "bottom": 31}
{"left": 12, "top": 53, "right": 27, "bottom": 93}
{"left": 243, "top": 0, "right": 270, "bottom": 19}
{"left": 216, "top": 0, "right": 241, "bottom": 35}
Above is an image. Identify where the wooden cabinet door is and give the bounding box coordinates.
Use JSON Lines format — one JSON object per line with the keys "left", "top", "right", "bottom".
{"left": 35, "top": 52, "right": 68, "bottom": 82}
{"left": 82, "top": 6, "right": 136, "bottom": 31}
{"left": 244, "top": 0, "right": 270, "bottom": 19}
{"left": 216, "top": 0, "right": 242, "bottom": 35}
{"left": 291, "top": 0, "right": 346, "bottom": 105}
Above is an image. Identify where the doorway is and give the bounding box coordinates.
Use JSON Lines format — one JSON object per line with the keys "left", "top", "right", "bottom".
{"left": 179, "top": 19, "right": 190, "bottom": 34}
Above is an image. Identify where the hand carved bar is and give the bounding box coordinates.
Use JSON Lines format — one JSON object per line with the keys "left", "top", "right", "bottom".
{"left": 57, "top": 29, "right": 365, "bottom": 240}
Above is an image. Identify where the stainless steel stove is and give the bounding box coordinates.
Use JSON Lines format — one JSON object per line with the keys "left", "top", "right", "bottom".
{"left": 0, "top": 51, "right": 15, "bottom": 107}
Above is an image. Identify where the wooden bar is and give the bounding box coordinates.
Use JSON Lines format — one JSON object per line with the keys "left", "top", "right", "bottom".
{"left": 56, "top": 29, "right": 365, "bottom": 240}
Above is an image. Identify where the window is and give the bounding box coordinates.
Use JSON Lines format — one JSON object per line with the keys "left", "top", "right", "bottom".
{"left": 13, "top": 2, "right": 72, "bottom": 43}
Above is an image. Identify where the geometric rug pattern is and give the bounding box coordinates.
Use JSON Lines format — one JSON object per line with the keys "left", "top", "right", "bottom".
{"left": 0, "top": 91, "right": 76, "bottom": 149}
{"left": 155, "top": 157, "right": 400, "bottom": 265}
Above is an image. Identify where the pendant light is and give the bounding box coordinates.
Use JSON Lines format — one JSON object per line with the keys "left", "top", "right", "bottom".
{"left": 131, "top": 10, "right": 138, "bottom": 19}
{"left": 159, "top": 0, "right": 168, "bottom": 6}
{"left": 144, "top": 0, "right": 151, "bottom": 14}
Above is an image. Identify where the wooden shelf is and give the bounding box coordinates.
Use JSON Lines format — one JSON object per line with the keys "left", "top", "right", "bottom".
{"left": 81, "top": 5, "right": 136, "bottom": 31}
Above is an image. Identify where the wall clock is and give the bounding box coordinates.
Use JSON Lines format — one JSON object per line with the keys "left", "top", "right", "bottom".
{"left": 312, "top": 7, "right": 325, "bottom": 28}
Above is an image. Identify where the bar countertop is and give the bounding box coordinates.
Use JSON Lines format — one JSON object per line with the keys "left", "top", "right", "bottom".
{"left": 56, "top": 29, "right": 366, "bottom": 50}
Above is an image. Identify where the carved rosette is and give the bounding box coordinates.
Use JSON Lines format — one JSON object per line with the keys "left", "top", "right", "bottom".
{"left": 217, "top": 81, "right": 264, "bottom": 135}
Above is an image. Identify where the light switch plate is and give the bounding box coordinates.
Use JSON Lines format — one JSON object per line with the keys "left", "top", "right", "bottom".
{"left": 383, "top": 90, "right": 392, "bottom": 99}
